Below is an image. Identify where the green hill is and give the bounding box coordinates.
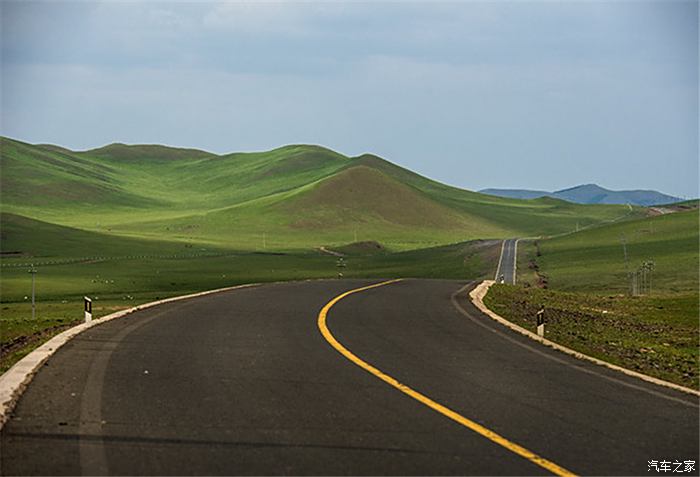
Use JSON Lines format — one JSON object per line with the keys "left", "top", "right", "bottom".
{"left": 1, "top": 136, "right": 643, "bottom": 253}
{"left": 0, "top": 212, "right": 207, "bottom": 259}
{"left": 518, "top": 209, "right": 699, "bottom": 294}
{"left": 277, "top": 165, "right": 472, "bottom": 228}
{"left": 84, "top": 143, "right": 215, "bottom": 162}
{"left": 0, "top": 136, "right": 688, "bottom": 376}
{"left": 0, "top": 138, "right": 162, "bottom": 210}
{"left": 491, "top": 206, "right": 699, "bottom": 389}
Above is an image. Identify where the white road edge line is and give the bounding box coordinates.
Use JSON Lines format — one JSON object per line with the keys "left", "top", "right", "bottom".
{"left": 468, "top": 280, "right": 700, "bottom": 397}
{"left": 494, "top": 240, "right": 506, "bottom": 280}
{"left": 0, "top": 282, "right": 260, "bottom": 429}
{"left": 512, "top": 239, "right": 519, "bottom": 285}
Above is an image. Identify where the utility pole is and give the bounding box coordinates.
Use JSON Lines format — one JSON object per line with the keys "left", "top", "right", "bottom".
{"left": 620, "top": 234, "right": 632, "bottom": 295}
{"left": 642, "top": 260, "right": 655, "bottom": 295}
{"left": 28, "top": 265, "right": 37, "bottom": 320}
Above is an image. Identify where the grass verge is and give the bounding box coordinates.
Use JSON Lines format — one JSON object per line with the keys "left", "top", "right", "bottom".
{"left": 1, "top": 240, "right": 500, "bottom": 372}
{"left": 484, "top": 284, "right": 699, "bottom": 389}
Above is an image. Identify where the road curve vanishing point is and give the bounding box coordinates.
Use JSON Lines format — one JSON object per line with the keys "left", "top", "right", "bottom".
{"left": 1, "top": 279, "right": 698, "bottom": 475}
{"left": 495, "top": 238, "right": 519, "bottom": 284}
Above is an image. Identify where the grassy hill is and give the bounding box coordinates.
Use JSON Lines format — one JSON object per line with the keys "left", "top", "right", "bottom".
{"left": 518, "top": 209, "right": 699, "bottom": 294}
{"left": 0, "top": 212, "right": 208, "bottom": 259}
{"left": 85, "top": 143, "right": 215, "bottom": 162}
{"left": 0, "top": 138, "right": 163, "bottom": 210}
{"left": 1, "top": 137, "right": 643, "bottom": 253}
{"left": 0, "top": 136, "right": 693, "bottom": 379}
{"left": 486, "top": 209, "right": 699, "bottom": 388}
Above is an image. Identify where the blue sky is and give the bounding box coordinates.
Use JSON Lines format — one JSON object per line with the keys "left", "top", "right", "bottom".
{"left": 2, "top": 1, "right": 697, "bottom": 198}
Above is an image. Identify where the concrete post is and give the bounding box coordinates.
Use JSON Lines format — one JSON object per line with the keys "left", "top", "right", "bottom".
{"left": 84, "top": 297, "right": 92, "bottom": 323}
{"left": 536, "top": 308, "right": 545, "bottom": 337}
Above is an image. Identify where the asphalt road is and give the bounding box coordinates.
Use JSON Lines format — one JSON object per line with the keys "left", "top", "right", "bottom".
{"left": 495, "top": 239, "right": 518, "bottom": 284}
{"left": 1, "top": 279, "right": 698, "bottom": 475}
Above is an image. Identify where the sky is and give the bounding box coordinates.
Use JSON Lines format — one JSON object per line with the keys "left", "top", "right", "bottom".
{"left": 1, "top": 1, "right": 698, "bottom": 198}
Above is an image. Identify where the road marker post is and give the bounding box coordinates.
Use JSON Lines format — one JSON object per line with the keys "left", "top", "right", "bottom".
{"left": 536, "top": 307, "right": 545, "bottom": 337}
{"left": 84, "top": 297, "right": 92, "bottom": 323}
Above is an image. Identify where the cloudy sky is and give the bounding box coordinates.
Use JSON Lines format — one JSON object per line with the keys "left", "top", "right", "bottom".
{"left": 2, "top": 1, "right": 697, "bottom": 198}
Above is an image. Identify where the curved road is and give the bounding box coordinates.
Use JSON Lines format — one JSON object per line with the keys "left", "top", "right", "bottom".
{"left": 1, "top": 279, "right": 698, "bottom": 475}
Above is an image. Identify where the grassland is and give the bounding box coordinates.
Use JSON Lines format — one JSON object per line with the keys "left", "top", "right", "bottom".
{"left": 0, "top": 136, "right": 678, "bottom": 377}
{"left": 486, "top": 210, "right": 699, "bottom": 388}
{"left": 1, "top": 137, "right": 643, "bottom": 252}
{"left": 518, "top": 209, "right": 699, "bottom": 293}
{"left": 0, "top": 238, "right": 499, "bottom": 372}
{"left": 484, "top": 285, "right": 698, "bottom": 388}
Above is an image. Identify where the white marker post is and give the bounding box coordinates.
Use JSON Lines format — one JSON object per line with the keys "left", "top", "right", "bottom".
{"left": 536, "top": 308, "right": 545, "bottom": 337}
{"left": 84, "top": 296, "right": 92, "bottom": 323}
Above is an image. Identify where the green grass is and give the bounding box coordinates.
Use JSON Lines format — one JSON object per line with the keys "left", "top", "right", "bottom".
{"left": 486, "top": 209, "right": 699, "bottom": 388}
{"left": 1, "top": 137, "right": 643, "bottom": 252}
{"left": 484, "top": 285, "right": 698, "bottom": 388}
{"left": 333, "top": 241, "right": 386, "bottom": 256}
{"left": 0, "top": 212, "right": 224, "bottom": 260}
{"left": 0, "top": 136, "right": 681, "bottom": 380}
{"left": 517, "top": 210, "right": 699, "bottom": 293}
{"left": 0, "top": 238, "right": 500, "bottom": 372}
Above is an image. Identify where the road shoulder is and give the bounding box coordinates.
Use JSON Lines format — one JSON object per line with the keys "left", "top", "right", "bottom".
{"left": 466, "top": 280, "right": 699, "bottom": 398}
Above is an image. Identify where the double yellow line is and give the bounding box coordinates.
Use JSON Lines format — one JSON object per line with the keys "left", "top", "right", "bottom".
{"left": 317, "top": 279, "right": 576, "bottom": 477}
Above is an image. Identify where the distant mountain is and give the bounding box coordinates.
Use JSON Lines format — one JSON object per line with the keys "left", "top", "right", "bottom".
{"left": 553, "top": 184, "right": 683, "bottom": 207}
{"left": 480, "top": 184, "right": 682, "bottom": 207}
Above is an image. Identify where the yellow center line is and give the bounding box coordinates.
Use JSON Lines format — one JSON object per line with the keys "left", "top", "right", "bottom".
{"left": 317, "top": 279, "right": 577, "bottom": 477}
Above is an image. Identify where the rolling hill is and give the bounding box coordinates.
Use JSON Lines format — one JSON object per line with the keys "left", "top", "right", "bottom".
{"left": 481, "top": 184, "right": 683, "bottom": 206}
{"left": 1, "top": 136, "right": 644, "bottom": 254}
{"left": 520, "top": 209, "right": 699, "bottom": 293}
{"left": 0, "top": 136, "right": 693, "bottom": 378}
{"left": 488, "top": 208, "right": 699, "bottom": 388}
